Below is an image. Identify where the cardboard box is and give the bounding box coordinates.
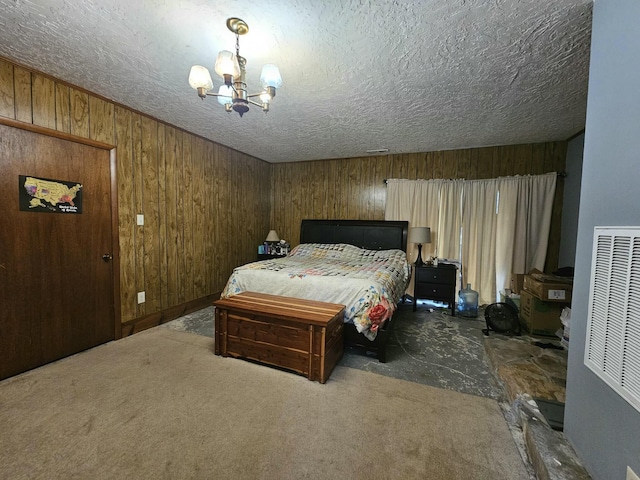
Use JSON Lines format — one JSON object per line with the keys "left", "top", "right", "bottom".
{"left": 510, "top": 274, "right": 525, "bottom": 294}
{"left": 499, "top": 290, "right": 521, "bottom": 312}
{"left": 523, "top": 269, "right": 573, "bottom": 302}
{"left": 519, "top": 290, "right": 568, "bottom": 337}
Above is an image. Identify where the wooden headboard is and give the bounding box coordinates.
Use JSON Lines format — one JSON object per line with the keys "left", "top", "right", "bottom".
{"left": 299, "top": 219, "right": 409, "bottom": 252}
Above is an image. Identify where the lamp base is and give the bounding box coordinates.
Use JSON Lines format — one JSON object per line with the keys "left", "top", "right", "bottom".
{"left": 415, "top": 243, "right": 424, "bottom": 266}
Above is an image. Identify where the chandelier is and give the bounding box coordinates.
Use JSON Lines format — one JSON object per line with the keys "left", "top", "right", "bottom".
{"left": 188, "top": 17, "right": 282, "bottom": 117}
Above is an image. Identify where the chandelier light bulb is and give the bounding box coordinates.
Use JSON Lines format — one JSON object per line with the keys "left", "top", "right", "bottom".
{"left": 217, "top": 85, "right": 233, "bottom": 105}
{"left": 260, "top": 64, "right": 282, "bottom": 89}
{"left": 259, "top": 92, "right": 271, "bottom": 103}
{"left": 214, "top": 50, "right": 240, "bottom": 79}
{"left": 188, "top": 65, "right": 213, "bottom": 91}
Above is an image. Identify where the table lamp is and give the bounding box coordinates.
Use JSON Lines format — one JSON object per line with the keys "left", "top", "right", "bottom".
{"left": 265, "top": 230, "right": 280, "bottom": 242}
{"left": 408, "top": 227, "right": 431, "bottom": 266}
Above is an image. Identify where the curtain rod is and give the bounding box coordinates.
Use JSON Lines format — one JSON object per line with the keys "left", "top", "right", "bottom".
{"left": 383, "top": 171, "right": 567, "bottom": 184}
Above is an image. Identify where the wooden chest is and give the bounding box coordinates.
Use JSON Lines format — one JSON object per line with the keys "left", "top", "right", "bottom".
{"left": 213, "top": 292, "right": 345, "bottom": 383}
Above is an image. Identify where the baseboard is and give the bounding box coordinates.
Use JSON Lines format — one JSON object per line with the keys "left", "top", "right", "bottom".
{"left": 120, "top": 292, "right": 220, "bottom": 338}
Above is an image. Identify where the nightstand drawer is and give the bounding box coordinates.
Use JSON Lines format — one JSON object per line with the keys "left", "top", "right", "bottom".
{"left": 416, "top": 266, "right": 456, "bottom": 284}
{"left": 414, "top": 282, "right": 452, "bottom": 298}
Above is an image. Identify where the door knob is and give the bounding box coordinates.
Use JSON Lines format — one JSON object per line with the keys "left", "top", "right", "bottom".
{"left": 102, "top": 254, "right": 113, "bottom": 262}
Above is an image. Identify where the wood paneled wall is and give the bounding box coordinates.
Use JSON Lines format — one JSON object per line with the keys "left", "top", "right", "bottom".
{"left": 271, "top": 143, "right": 567, "bottom": 272}
{"left": 0, "top": 58, "right": 271, "bottom": 324}
{"left": 0, "top": 55, "right": 569, "bottom": 330}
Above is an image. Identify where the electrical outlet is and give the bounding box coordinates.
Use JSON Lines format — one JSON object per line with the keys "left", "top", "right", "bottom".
{"left": 136, "top": 214, "right": 144, "bottom": 226}
{"left": 137, "top": 291, "right": 145, "bottom": 304}
{"left": 628, "top": 467, "right": 640, "bottom": 480}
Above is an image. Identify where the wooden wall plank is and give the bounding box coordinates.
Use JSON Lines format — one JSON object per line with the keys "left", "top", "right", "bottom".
{"left": 202, "top": 141, "right": 213, "bottom": 295}
{"left": 361, "top": 157, "right": 374, "bottom": 219}
{"left": 164, "top": 126, "right": 179, "bottom": 308}
{"left": 89, "top": 95, "right": 114, "bottom": 144}
{"left": 0, "top": 60, "right": 15, "bottom": 118}
{"left": 215, "top": 144, "right": 229, "bottom": 289}
{"left": 494, "top": 146, "right": 510, "bottom": 177}
{"left": 468, "top": 148, "right": 479, "bottom": 180}
{"left": 476, "top": 148, "right": 494, "bottom": 179}
{"left": 501, "top": 145, "right": 518, "bottom": 177}
{"left": 70, "top": 88, "right": 89, "bottom": 139}
{"left": 182, "top": 132, "right": 194, "bottom": 301}
{"left": 310, "top": 162, "right": 323, "bottom": 219}
{"left": 192, "top": 137, "right": 206, "bottom": 298}
{"left": 421, "top": 151, "right": 433, "bottom": 179}
{"left": 13, "top": 67, "right": 32, "bottom": 123}
{"left": 347, "top": 158, "right": 361, "bottom": 219}
{"left": 114, "top": 106, "right": 136, "bottom": 322}
{"left": 141, "top": 116, "right": 161, "bottom": 312}
{"left": 132, "top": 113, "right": 145, "bottom": 317}
{"left": 55, "top": 83, "right": 71, "bottom": 133}
{"left": 31, "top": 74, "right": 55, "bottom": 129}
{"left": 442, "top": 150, "right": 457, "bottom": 179}
{"left": 513, "top": 144, "right": 532, "bottom": 175}
{"left": 374, "top": 156, "right": 388, "bottom": 218}
{"left": 456, "top": 149, "right": 472, "bottom": 179}
{"left": 241, "top": 157, "right": 252, "bottom": 257}
{"left": 157, "top": 123, "right": 168, "bottom": 309}
{"left": 433, "top": 150, "right": 445, "bottom": 179}
{"left": 414, "top": 152, "right": 428, "bottom": 180}
{"left": 175, "top": 131, "right": 186, "bottom": 303}
{"left": 227, "top": 150, "right": 240, "bottom": 268}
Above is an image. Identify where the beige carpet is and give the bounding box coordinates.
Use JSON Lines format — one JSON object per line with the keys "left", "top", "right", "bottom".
{"left": 0, "top": 328, "right": 529, "bottom": 480}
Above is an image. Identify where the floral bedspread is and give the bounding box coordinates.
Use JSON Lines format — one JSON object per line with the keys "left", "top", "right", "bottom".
{"left": 220, "top": 243, "right": 411, "bottom": 340}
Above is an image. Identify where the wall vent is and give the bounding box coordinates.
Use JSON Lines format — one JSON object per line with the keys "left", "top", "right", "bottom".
{"left": 585, "top": 227, "right": 640, "bottom": 413}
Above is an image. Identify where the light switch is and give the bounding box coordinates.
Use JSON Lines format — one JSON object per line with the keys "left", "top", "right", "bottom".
{"left": 137, "top": 291, "right": 145, "bottom": 304}
{"left": 136, "top": 214, "right": 144, "bottom": 226}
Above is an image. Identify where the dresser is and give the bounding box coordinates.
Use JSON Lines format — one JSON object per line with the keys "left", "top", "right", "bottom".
{"left": 413, "top": 263, "right": 457, "bottom": 316}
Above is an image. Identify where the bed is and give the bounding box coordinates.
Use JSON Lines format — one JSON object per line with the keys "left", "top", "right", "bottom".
{"left": 220, "top": 219, "right": 410, "bottom": 362}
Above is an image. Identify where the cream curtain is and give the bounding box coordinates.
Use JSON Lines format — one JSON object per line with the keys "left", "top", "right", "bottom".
{"left": 495, "top": 173, "right": 557, "bottom": 296}
{"left": 410, "top": 179, "right": 442, "bottom": 261}
{"left": 384, "top": 179, "right": 440, "bottom": 263}
{"left": 461, "top": 178, "right": 499, "bottom": 305}
{"left": 385, "top": 173, "right": 557, "bottom": 305}
{"left": 436, "top": 180, "right": 464, "bottom": 261}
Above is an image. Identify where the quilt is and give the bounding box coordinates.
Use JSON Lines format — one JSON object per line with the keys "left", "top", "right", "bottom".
{"left": 220, "top": 243, "right": 411, "bottom": 340}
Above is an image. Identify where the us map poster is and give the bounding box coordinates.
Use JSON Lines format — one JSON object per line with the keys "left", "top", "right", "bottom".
{"left": 19, "top": 175, "right": 83, "bottom": 214}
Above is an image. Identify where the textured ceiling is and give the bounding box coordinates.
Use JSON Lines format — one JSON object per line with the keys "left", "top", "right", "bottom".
{"left": 0, "top": 0, "right": 592, "bottom": 163}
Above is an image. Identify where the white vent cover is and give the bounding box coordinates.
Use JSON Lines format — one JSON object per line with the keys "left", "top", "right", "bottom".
{"left": 585, "top": 227, "right": 640, "bottom": 413}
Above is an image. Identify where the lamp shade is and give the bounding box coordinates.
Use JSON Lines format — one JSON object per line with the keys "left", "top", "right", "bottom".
{"left": 260, "top": 64, "right": 282, "bottom": 89}
{"left": 408, "top": 227, "right": 431, "bottom": 244}
{"left": 217, "top": 85, "right": 233, "bottom": 105}
{"left": 214, "top": 50, "right": 241, "bottom": 79}
{"left": 188, "top": 65, "right": 213, "bottom": 91}
{"left": 265, "top": 230, "right": 280, "bottom": 242}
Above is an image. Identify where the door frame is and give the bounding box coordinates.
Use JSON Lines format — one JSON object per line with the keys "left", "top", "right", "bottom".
{"left": 0, "top": 116, "right": 122, "bottom": 338}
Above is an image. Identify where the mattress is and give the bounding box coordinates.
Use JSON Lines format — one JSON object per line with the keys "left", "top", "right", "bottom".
{"left": 220, "top": 243, "right": 411, "bottom": 340}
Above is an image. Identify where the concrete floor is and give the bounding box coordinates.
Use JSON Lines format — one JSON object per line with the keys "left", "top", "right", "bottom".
{"left": 484, "top": 334, "right": 568, "bottom": 404}
{"left": 483, "top": 331, "right": 591, "bottom": 480}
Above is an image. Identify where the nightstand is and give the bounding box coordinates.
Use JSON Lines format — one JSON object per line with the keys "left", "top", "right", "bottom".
{"left": 258, "top": 253, "right": 287, "bottom": 261}
{"left": 413, "top": 263, "right": 457, "bottom": 316}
